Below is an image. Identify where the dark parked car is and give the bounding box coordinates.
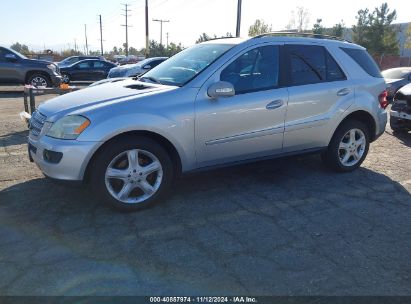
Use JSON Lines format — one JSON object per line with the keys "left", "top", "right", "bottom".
{"left": 108, "top": 57, "right": 168, "bottom": 78}
{"left": 60, "top": 59, "right": 117, "bottom": 83}
{"left": 390, "top": 83, "right": 411, "bottom": 133}
{"left": 57, "top": 56, "right": 105, "bottom": 68}
{"left": 0, "top": 46, "right": 62, "bottom": 87}
{"left": 382, "top": 67, "right": 411, "bottom": 100}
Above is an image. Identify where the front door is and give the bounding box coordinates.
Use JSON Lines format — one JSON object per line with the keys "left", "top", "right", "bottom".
{"left": 195, "top": 43, "right": 288, "bottom": 167}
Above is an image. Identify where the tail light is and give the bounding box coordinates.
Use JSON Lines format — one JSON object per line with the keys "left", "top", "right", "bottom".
{"left": 378, "top": 90, "right": 389, "bottom": 109}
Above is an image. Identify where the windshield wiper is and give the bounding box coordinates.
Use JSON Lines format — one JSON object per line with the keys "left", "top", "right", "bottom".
{"left": 139, "top": 76, "right": 163, "bottom": 85}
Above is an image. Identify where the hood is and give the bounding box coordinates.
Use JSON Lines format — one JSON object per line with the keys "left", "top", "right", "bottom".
{"left": 38, "top": 79, "right": 177, "bottom": 121}
{"left": 385, "top": 78, "right": 403, "bottom": 84}
{"left": 396, "top": 83, "right": 411, "bottom": 101}
{"left": 25, "top": 58, "right": 52, "bottom": 66}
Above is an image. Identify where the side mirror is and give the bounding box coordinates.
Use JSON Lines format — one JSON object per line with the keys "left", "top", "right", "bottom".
{"left": 143, "top": 65, "right": 151, "bottom": 70}
{"left": 5, "top": 53, "right": 18, "bottom": 61}
{"left": 207, "top": 81, "right": 235, "bottom": 99}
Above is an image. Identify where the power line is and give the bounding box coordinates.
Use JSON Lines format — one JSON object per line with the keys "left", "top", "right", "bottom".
{"left": 84, "top": 24, "right": 89, "bottom": 55}
{"left": 121, "top": 3, "right": 132, "bottom": 56}
{"left": 152, "top": 18, "right": 169, "bottom": 46}
{"left": 99, "top": 15, "right": 104, "bottom": 55}
{"left": 236, "top": 0, "right": 242, "bottom": 37}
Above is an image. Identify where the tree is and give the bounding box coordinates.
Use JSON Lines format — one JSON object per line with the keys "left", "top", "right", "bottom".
{"left": 352, "top": 3, "right": 399, "bottom": 56}
{"left": 248, "top": 19, "right": 273, "bottom": 37}
{"left": 352, "top": 9, "right": 370, "bottom": 46}
{"left": 10, "top": 42, "right": 30, "bottom": 55}
{"left": 295, "top": 7, "right": 310, "bottom": 32}
{"left": 404, "top": 23, "right": 411, "bottom": 51}
{"left": 312, "top": 19, "right": 325, "bottom": 35}
{"left": 331, "top": 21, "right": 345, "bottom": 38}
{"left": 196, "top": 33, "right": 212, "bottom": 43}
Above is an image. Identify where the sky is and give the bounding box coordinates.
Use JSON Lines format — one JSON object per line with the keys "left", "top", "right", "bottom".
{"left": 0, "top": 0, "right": 410, "bottom": 53}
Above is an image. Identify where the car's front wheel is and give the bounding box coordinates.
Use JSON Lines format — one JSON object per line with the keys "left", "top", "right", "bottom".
{"left": 90, "top": 136, "right": 174, "bottom": 211}
{"left": 322, "top": 120, "right": 370, "bottom": 172}
{"left": 28, "top": 74, "right": 51, "bottom": 87}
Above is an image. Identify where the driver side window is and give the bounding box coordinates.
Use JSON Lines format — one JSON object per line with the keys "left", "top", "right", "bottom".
{"left": 220, "top": 45, "right": 280, "bottom": 94}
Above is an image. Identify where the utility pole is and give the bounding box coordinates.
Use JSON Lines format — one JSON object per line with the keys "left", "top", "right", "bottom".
{"left": 121, "top": 3, "right": 132, "bottom": 57}
{"left": 84, "top": 24, "right": 89, "bottom": 55}
{"left": 153, "top": 19, "right": 169, "bottom": 46}
{"left": 145, "top": 0, "right": 149, "bottom": 58}
{"left": 166, "top": 32, "right": 169, "bottom": 48}
{"left": 236, "top": 0, "right": 242, "bottom": 37}
{"left": 99, "top": 15, "right": 104, "bottom": 56}
{"left": 74, "top": 39, "right": 78, "bottom": 52}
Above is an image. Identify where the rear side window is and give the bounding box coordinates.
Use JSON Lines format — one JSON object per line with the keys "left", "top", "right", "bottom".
{"left": 341, "top": 47, "right": 382, "bottom": 78}
{"left": 287, "top": 45, "right": 346, "bottom": 86}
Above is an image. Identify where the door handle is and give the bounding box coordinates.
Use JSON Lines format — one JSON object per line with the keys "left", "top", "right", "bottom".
{"left": 266, "top": 99, "right": 284, "bottom": 110}
{"left": 337, "top": 88, "right": 351, "bottom": 96}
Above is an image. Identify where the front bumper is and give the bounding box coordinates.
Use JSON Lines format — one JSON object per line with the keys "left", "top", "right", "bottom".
{"left": 50, "top": 74, "right": 63, "bottom": 86}
{"left": 28, "top": 135, "right": 99, "bottom": 181}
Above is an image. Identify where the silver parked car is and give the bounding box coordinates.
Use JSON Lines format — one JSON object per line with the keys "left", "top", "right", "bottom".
{"left": 28, "top": 34, "right": 388, "bottom": 211}
{"left": 107, "top": 57, "right": 168, "bottom": 78}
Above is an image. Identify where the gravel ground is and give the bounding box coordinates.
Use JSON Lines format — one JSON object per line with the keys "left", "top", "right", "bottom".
{"left": 0, "top": 92, "right": 410, "bottom": 296}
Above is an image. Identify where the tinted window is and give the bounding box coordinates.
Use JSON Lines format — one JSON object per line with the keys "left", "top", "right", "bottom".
{"left": 288, "top": 45, "right": 346, "bottom": 85}
{"left": 221, "top": 45, "right": 280, "bottom": 94}
{"left": 341, "top": 47, "right": 382, "bottom": 78}
{"left": 93, "top": 61, "right": 105, "bottom": 68}
{"left": 77, "top": 61, "right": 92, "bottom": 69}
{"left": 326, "top": 52, "right": 346, "bottom": 81}
{"left": 150, "top": 59, "right": 164, "bottom": 67}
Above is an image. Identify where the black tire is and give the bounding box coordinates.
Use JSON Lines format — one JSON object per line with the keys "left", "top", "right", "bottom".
{"left": 89, "top": 136, "right": 174, "bottom": 212}
{"left": 27, "top": 74, "right": 51, "bottom": 87}
{"left": 322, "top": 120, "right": 370, "bottom": 172}
{"left": 62, "top": 73, "right": 71, "bottom": 84}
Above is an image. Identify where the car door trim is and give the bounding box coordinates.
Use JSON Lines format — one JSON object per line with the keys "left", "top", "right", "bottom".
{"left": 205, "top": 125, "right": 284, "bottom": 146}
{"left": 285, "top": 117, "right": 329, "bottom": 132}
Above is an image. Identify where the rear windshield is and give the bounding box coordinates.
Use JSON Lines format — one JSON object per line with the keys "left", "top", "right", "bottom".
{"left": 341, "top": 47, "right": 382, "bottom": 78}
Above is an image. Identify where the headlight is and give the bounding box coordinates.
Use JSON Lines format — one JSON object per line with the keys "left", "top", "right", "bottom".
{"left": 47, "top": 116, "right": 90, "bottom": 140}
{"left": 47, "top": 64, "right": 57, "bottom": 73}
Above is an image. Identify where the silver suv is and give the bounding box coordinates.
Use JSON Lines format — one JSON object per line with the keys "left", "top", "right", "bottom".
{"left": 28, "top": 34, "right": 388, "bottom": 211}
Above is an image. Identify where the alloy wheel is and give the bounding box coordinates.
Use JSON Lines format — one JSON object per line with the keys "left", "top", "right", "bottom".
{"left": 338, "top": 128, "right": 366, "bottom": 167}
{"left": 104, "top": 149, "right": 163, "bottom": 204}
{"left": 31, "top": 76, "right": 48, "bottom": 87}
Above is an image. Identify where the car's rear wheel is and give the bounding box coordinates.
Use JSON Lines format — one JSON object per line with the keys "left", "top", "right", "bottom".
{"left": 62, "top": 73, "right": 71, "bottom": 84}
{"left": 28, "top": 74, "right": 51, "bottom": 87}
{"left": 90, "top": 136, "right": 174, "bottom": 211}
{"left": 322, "top": 120, "right": 370, "bottom": 172}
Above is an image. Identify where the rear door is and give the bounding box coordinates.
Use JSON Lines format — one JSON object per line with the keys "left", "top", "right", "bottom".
{"left": 72, "top": 61, "right": 93, "bottom": 80}
{"left": 0, "top": 48, "right": 21, "bottom": 84}
{"left": 283, "top": 44, "right": 352, "bottom": 152}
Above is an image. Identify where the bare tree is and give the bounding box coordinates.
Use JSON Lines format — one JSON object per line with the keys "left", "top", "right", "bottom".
{"left": 285, "top": 7, "right": 309, "bottom": 32}
{"left": 295, "top": 7, "right": 310, "bottom": 32}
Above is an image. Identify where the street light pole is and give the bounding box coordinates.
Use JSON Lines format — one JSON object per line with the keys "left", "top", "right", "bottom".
{"left": 153, "top": 19, "right": 170, "bottom": 46}
{"left": 236, "top": 0, "right": 242, "bottom": 37}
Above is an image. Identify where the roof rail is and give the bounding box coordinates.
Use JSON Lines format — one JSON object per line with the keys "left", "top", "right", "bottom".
{"left": 252, "top": 32, "right": 352, "bottom": 43}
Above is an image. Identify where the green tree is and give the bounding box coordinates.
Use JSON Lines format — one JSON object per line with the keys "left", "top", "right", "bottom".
{"left": 312, "top": 18, "right": 325, "bottom": 35}
{"left": 404, "top": 23, "right": 411, "bottom": 50}
{"left": 352, "top": 3, "right": 399, "bottom": 56}
{"left": 248, "top": 19, "right": 272, "bottom": 37}
{"left": 331, "top": 21, "right": 345, "bottom": 38}
{"left": 196, "top": 33, "right": 212, "bottom": 43}
{"left": 10, "top": 42, "right": 30, "bottom": 55}
{"left": 352, "top": 9, "right": 370, "bottom": 46}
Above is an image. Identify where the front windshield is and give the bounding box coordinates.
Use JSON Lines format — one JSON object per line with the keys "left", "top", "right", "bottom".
{"left": 62, "top": 57, "right": 79, "bottom": 65}
{"left": 382, "top": 69, "right": 411, "bottom": 79}
{"left": 141, "top": 43, "right": 234, "bottom": 86}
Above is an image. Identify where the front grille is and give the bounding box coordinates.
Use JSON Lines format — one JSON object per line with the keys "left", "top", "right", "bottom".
{"left": 29, "top": 111, "right": 47, "bottom": 137}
